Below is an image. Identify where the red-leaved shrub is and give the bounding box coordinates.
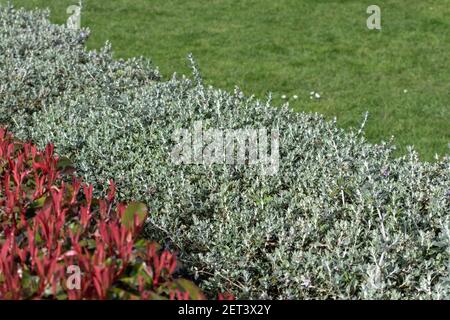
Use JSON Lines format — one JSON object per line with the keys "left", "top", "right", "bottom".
{"left": 0, "top": 128, "right": 228, "bottom": 300}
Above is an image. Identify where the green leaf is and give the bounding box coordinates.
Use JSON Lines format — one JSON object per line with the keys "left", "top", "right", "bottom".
{"left": 57, "top": 156, "right": 75, "bottom": 175}
{"left": 122, "top": 202, "right": 148, "bottom": 230}
{"left": 30, "top": 196, "right": 46, "bottom": 209}
{"left": 174, "top": 279, "right": 205, "bottom": 300}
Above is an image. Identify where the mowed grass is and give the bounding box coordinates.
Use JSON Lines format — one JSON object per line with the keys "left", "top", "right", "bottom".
{"left": 4, "top": 0, "right": 450, "bottom": 160}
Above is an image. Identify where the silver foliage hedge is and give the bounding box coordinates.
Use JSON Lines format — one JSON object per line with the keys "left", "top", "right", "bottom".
{"left": 1, "top": 5, "right": 449, "bottom": 299}
{"left": 0, "top": 5, "right": 160, "bottom": 127}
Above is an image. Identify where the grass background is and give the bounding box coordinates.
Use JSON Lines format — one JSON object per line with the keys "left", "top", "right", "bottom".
{"left": 3, "top": 0, "right": 449, "bottom": 160}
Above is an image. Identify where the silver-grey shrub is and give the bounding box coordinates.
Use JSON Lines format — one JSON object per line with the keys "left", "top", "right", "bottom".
{"left": 1, "top": 5, "right": 449, "bottom": 299}
{"left": 0, "top": 5, "right": 160, "bottom": 127}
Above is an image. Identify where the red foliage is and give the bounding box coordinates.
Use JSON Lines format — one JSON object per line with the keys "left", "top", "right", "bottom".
{"left": 0, "top": 128, "right": 230, "bottom": 300}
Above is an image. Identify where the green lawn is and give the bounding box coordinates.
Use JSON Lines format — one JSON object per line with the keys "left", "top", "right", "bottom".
{"left": 4, "top": 0, "right": 450, "bottom": 160}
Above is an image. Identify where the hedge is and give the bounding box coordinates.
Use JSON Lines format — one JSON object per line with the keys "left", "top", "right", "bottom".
{"left": 0, "top": 127, "right": 220, "bottom": 300}
{"left": 1, "top": 5, "right": 449, "bottom": 299}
